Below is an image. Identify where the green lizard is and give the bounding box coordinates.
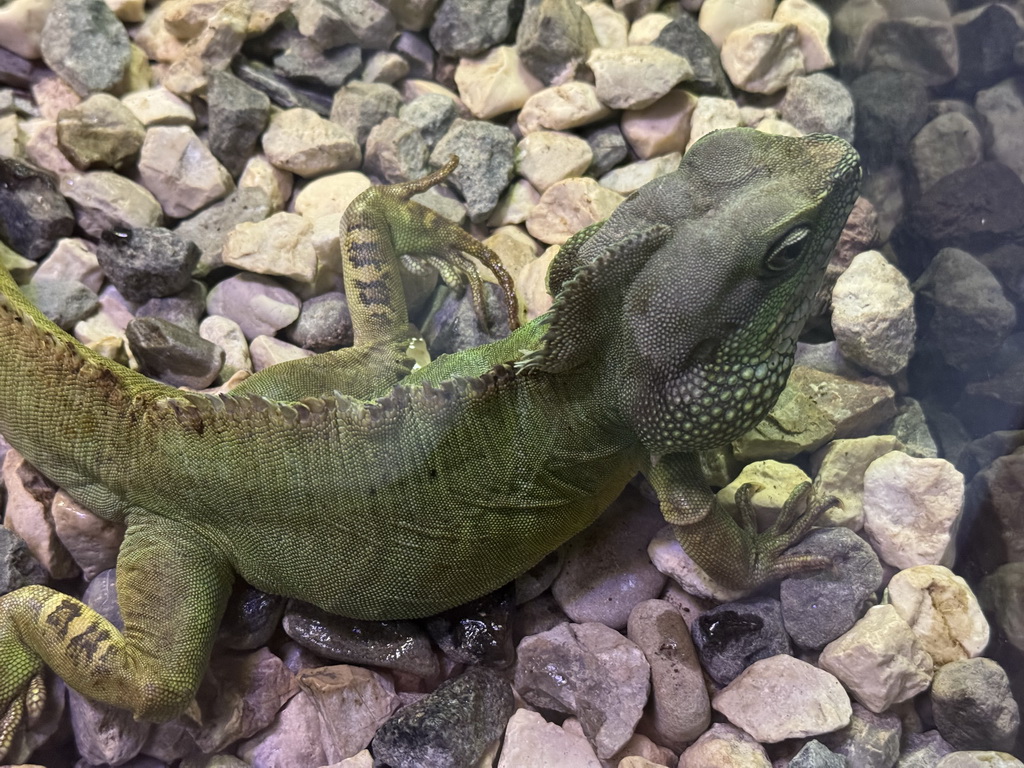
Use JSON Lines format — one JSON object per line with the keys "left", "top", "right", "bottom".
{"left": 0, "top": 127, "right": 859, "bottom": 757}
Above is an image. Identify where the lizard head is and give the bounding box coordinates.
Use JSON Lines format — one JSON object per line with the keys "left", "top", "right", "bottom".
{"left": 617, "top": 128, "right": 861, "bottom": 453}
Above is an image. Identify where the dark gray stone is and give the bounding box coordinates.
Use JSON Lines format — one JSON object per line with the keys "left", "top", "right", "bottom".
{"left": 691, "top": 597, "right": 791, "bottom": 687}
{"left": 0, "top": 48, "right": 34, "bottom": 89}
{"left": 399, "top": 94, "right": 457, "bottom": 148}
{"left": 914, "top": 247, "right": 1017, "bottom": 371}
{"left": 207, "top": 71, "right": 271, "bottom": 178}
{"left": 429, "top": 118, "right": 516, "bottom": 222}
{"left": 428, "top": 0, "right": 520, "bottom": 58}
{"left": 365, "top": 116, "right": 429, "bottom": 182}
{"left": 393, "top": 31, "right": 435, "bottom": 80}
{"left": 19, "top": 278, "right": 99, "bottom": 331}
{"left": 790, "top": 739, "right": 846, "bottom": 768}
{"left": 896, "top": 730, "right": 954, "bottom": 768}
{"left": 850, "top": 70, "right": 929, "bottom": 169}
{"left": 136, "top": 281, "right": 208, "bottom": 335}
{"left": 40, "top": 0, "right": 131, "bottom": 96}
{"left": 822, "top": 704, "right": 901, "bottom": 768}
{"left": 330, "top": 80, "right": 403, "bottom": 145}
{"left": 0, "top": 157, "right": 74, "bottom": 260}
{"left": 652, "top": 12, "right": 731, "bottom": 97}
{"left": 780, "top": 73, "right": 856, "bottom": 144}
{"left": 932, "top": 658, "right": 1021, "bottom": 751}
{"left": 951, "top": 4, "right": 1023, "bottom": 94}
{"left": 283, "top": 600, "right": 440, "bottom": 679}
{"left": 907, "top": 162, "right": 1024, "bottom": 254}
{"left": 125, "top": 317, "right": 225, "bottom": 389}
{"left": 0, "top": 528, "right": 47, "bottom": 594}
{"left": 97, "top": 228, "right": 201, "bottom": 303}
{"left": 516, "top": 0, "right": 597, "bottom": 85}
{"left": 175, "top": 187, "right": 273, "bottom": 276}
{"left": 514, "top": 593, "right": 568, "bottom": 643}
{"left": 274, "top": 37, "right": 362, "bottom": 89}
{"left": 218, "top": 584, "right": 286, "bottom": 651}
{"left": 371, "top": 667, "right": 514, "bottom": 768}
{"left": 584, "top": 123, "right": 629, "bottom": 178}
{"left": 233, "top": 59, "right": 334, "bottom": 117}
{"left": 425, "top": 582, "right": 515, "bottom": 667}
{"left": 779, "top": 527, "right": 883, "bottom": 650}
{"left": 285, "top": 291, "right": 353, "bottom": 351}
{"left": 421, "top": 282, "right": 512, "bottom": 356}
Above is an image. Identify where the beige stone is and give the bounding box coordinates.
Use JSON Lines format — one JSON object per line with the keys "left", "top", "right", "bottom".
{"left": 698, "top": 0, "right": 775, "bottom": 47}
{"left": 580, "top": 2, "right": 628, "bottom": 49}
{"left": 588, "top": 45, "right": 694, "bottom": 110}
{"left": 599, "top": 153, "right": 680, "bottom": 196}
{"left": 621, "top": 90, "right": 697, "bottom": 159}
{"left": 455, "top": 46, "right": 545, "bottom": 120}
{"left": 293, "top": 172, "right": 371, "bottom": 220}
{"left": 121, "top": 87, "right": 196, "bottom": 127}
{"left": 627, "top": 12, "right": 673, "bottom": 45}
{"left": 516, "top": 131, "right": 593, "bottom": 192}
{"left": 263, "top": 108, "right": 361, "bottom": 178}
{"left": 518, "top": 81, "right": 613, "bottom": 134}
{"left": 517, "top": 246, "right": 556, "bottom": 322}
{"left": 487, "top": 179, "right": 541, "bottom": 227}
{"left": 721, "top": 22, "right": 806, "bottom": 95}
{"left": 0, "top": 0, "right": 53, "bottom": 59}
{"left": 687, "top": 96, "right": 744, "bottom": 149}
{"left": 525, "top": 177, "right": 623, "bottom": 245}
{"left": 51, "top": 491, "right": 124, "bottom": 581}
{"left": 60, "top": 171, "right": 163, "bottom": 237}
{"left": 138, "top": 125, "right": 234, "bottom": 218}
{"left": 222, "top": 212, "right": 318, "bottom": 283}
{"left": 249, "top": 335, "right": 316, "bottom": 371}
{"left": 481, "top": 225, "right": 540, "bottom": 286}
{"left": 239, "top": 154, "right": 294, "bottom": 213}
{"left": 774, "top": 0, "right": 834, "bottom": 71}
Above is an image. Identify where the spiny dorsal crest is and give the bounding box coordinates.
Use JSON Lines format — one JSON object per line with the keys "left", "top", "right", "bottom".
{"left": 517, "top": 224, "right": 671, "bottom": 374}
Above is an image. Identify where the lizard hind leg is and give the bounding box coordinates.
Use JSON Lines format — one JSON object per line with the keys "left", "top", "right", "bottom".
{"left": 0, "top": 520, "right": 233, "bottom": 761}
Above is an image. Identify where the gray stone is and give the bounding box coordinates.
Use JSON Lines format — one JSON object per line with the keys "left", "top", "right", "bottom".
{"left": 550, "top": 489, "right": 666, "bottom": 630}
{"left": 371, "top": 667, "right": 514, "bottom": 768}
{"left": 96, "top": 227, "right": 200, "bottom": 303}
{"left": 582, "top": 123, "right": 628, "bottom": 178}
{"left": 364, "top": 116, "right": 429, "bottom": 183}
{"left": 274, "top": 36, "right": 362, "bottom": 90}
{"left": 779, "top": 527, "right": 883, "bottom": 651}
{"left": 897, "top": 730, "right": 955, "bottom": 768}
{"left": 424, "top": 583, "right": 515, "bottom": 667}
{"left": 821, "top": 704, "right": 902, "bottom": 768}
{"left": 516, "top": 0, "right": 597, "bottom": 85}
{"left": 125, "top": 317, "right": 225, "bottom": 389}
{"left": 691, "top": 597, "right": 791, "bottom": 687}
{"left": 429, "top": 119, "right": 516, "bottom": 222}
{"left": 626, "top": 599, "right": 710, "bottom": 751}
{"left": 0, "top": 157, "right": 74, "bottom": 260}
{"left": 329, "top": 80, "right": 402, "bottom": 146}
{"left": 60, "top": 171, "right": 163, "bottom": 239}
{"left": 207, "top": 70, "right": 271, "bottom": 178}
{"left": 399, "top": 94, "right": 457, "bottom": 148}
{"left": 428, "top": 0, "right": 518, "bottom": 58}
{"left": 18, "top": 278, "right": 99, "bottom": 331}
{"left": 951, "top": 4, "right": 1023, "bottom": 95}
{"left": 0, "top": 528, "right": 47, "bottom": 594}
{"left": 780, "top": 72, "right": 855, "bottom": 144}
{"left": 136, "top": 281, "right": 208, "bottom": 335}
{"left": 283, "top": 600, "right": 440, "bottom": 679}
{"left": 56, "top": 93, "right": 146, "bottom": 170}
{"left": 790, "top": 739, "right": 845, "bottom": 768}
{"left": 932, "top": 658, "right": 1021, "bottom": 752}
{"left": 652, "top": 11, "right": 730, "bottom": 97}
{"left": 914, "top": 248, "right": 1017, "bottom": 371}
{"left": 175, "top": 187, "right": 273, "bottom": 276}
{"left": 909, "top": 111, "right": 983, "bottom": 194}
{"left": 233, "top": 58, "right": 334, "bottom": 117}
{"left": 980, "top": 563, "right": 1024, "bottom": 654}
{"left": 40, "top": 0, "right": 131, "bottom": 96}
{"left": 850, "top": 70, "right": 929, "bottom": 169}
{"left": 514, "top": 621, "right": 650, "bottom": 759}
{"left": 285, "top": 292, "right": 353, "bottom": 352}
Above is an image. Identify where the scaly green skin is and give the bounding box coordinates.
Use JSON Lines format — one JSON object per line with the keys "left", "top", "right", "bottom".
{"left": 0, "top": 128, "right": 859, "bottom": 757}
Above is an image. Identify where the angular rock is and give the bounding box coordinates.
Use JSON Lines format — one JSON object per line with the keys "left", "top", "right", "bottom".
{"left": 60, "top": 171, "right": 163, "bottom": 238}
{"left": 18, "top": 278, "right": 99, "bottom": 331}
{"left": 206, "top": 273, "right": 301, "bottom": 340}
{"left": 779, "top": 527, "right": 883, "bottom": 651}
{"left": 330, "top": 81, "right": 402, "bottom": 146}
{"left": 712, "top": 655, "right": 852, "bottom": 743}
{"left": 588, "top": 45, "right": 694, "bottom": 110}
{"left": 820, "top": 704, "right": 902, "bottom": 768}
{"left": 262, "top": 107, "right": 361, "bottom": 178}
{"left": 40, "top": 0, "right": 131, "bottom": 96}
{"left": 428, "top": 0, "right": 517, "bottom": 58}
{"left": 424, "top": 582, "right": 515, "bottom": 667}
{"left": 207, "top": 70, "right": 271, "bottom": 178}
{"left": 496, "top": 709, "right": 601, "bottom": 767}
{"left": 371, "top": 667, "right": 514, "bottom": 768}
{"left": 125, "top": 317, "right": 225, "bottom": 389}
{"left": 516, "top": 0, "right": 597, "bottom": 85}
{"left": 818, "top": 604, "right": 933, "bottom": 714}
{"left": 0, "top": 157, "right": 74, "bottom": 260}
{"left": 56, "top": 93, "right": 145, "bottom": 170}
{"left": 138, "top": 126, "right": 234, "bottom": 219}
{"left": 691, "top": 597, "right": 791, "bottom": 687}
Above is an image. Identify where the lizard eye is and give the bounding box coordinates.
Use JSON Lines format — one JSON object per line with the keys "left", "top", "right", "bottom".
{"left": 764, "top": 226, "right": 810, "bottom": 273}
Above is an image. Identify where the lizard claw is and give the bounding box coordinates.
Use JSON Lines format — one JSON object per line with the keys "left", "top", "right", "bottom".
{"left": 0, "top": 673, "right": 45, "bottom": 763}
{"left": 738, "top": 481, "right": 837, "bottom": 585}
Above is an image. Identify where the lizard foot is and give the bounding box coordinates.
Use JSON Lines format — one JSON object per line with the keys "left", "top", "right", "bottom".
{"left": 0, "top": 625, "right": 45, "bottom": 762}
{"left": 737, "top": 481, "right": 837, "bottom": 586}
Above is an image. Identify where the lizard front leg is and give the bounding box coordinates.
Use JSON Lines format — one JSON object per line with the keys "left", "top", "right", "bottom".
{"left": 0, "top": 519, "right": 233, "bottom": 760}
{"left": 233, "top": 157, "right": 518, "bottom": 401}
{"left": 644, "top": 452, "right": 835, "bottom": 590}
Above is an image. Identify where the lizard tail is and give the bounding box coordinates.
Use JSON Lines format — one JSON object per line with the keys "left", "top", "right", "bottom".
{"left": 0, "top": 263, "right": 173, "bottom": 518}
